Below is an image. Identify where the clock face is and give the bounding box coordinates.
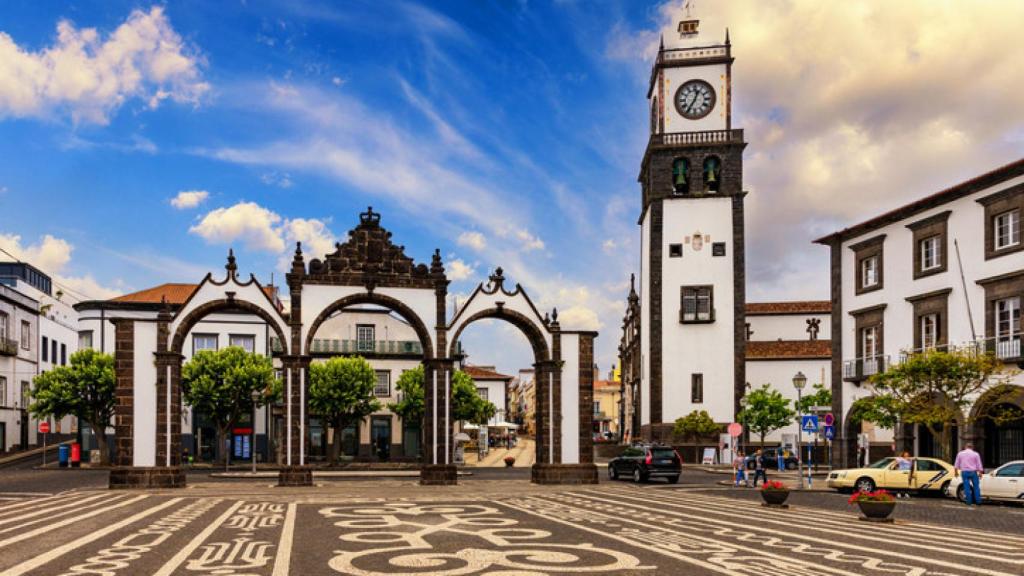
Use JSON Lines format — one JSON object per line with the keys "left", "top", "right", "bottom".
{"left": 674, "top": 80, "right": 716, "bottom": 120}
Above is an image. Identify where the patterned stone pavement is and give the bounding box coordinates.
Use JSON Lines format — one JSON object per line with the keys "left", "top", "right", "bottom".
{"left": 0, "top": 482, "right": 1021, "bottom": 575}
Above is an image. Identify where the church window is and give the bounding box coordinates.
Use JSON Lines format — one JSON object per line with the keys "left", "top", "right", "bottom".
{"left": 703, "top": 156, "right": 721, "bottom": 193}
{"left": 691, "top": 374, "right": 704, "bottom": 403}
{"left": 669, "top": 243, "right": 682, "bottom": 258}
{"left": 672, "top": 158, "right": 689, "bottom": 193}
{"left": 680, "top": 286, "right": 714, "bottom": 323}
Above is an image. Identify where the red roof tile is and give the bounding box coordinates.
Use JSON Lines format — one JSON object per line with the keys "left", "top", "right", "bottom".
{"left": 110, "top": 283, "right": 279, "bottom": 305}
{"left": 746, "top": 301, "right": 831, "bottom": 315}
{"left": 746, "top": 340, "right": 831, "bottom": 360}
{"left": 463, "top": 365, "right": 514, "bottom": 380}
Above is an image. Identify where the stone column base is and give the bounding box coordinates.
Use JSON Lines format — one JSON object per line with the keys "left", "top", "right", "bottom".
{"left": 109, "top": 467, "right": 187, "bottom": 489}
{"left": 420, "top": 464, "right": 458, "bottom": 485}
{"left": 531, "top": 463, "right": 599, "bottom": 485}
{"left": 278, "top": 466, "right": 314, "bottom": 487}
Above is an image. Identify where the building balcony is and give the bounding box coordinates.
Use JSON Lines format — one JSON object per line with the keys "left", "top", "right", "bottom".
{"left": 0, "top": 337, "right": 17, "bottom": 356}
{"left": 310, "top": 338, "right": 424, "bottom": 356}
{"left": 649, "top": 129, "right": 744, "bottom": 149}
{"left": 956, "top": 336, "right": 1022, "bottom": 363}
{"left": 842, "top": 355, "right": 890, "bottom": 382}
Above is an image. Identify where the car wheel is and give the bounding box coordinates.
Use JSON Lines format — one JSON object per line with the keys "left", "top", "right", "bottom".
{"left": 855, "top": 477, "right": 876, "bottom": 493}
{"left": 785, "top": 461, "right": 797, "bottom": 471}
{"left": 633, "top": 468, "right": 644, "bottom": 484}
{"left": 608, "top": 466, "right": 617, "bottom": 480}
{"left": 667, "top": 475, "right": 680, "bottom": 484}
{"left": 956, "top": 485, "right": 966, "bottom": 502}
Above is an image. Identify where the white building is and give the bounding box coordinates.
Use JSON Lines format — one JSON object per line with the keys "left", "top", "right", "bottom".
{"left": 816, "top": 158, "right": 1024, "bottom": 468}
{"left": 464, "top": 365, "right": 512, "bottom": 426}
{"left": 0, "top": 262, "right": 79, "bottom": 451}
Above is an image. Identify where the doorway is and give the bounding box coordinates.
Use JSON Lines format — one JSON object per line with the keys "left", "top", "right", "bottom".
{"left": 371, "top": 416, "right": 391, "bottom": 461}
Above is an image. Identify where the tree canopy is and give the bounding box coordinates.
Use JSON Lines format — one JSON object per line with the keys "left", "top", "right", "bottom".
{"left": 868, "top": 348, "right": 1010, "bottom": 460}
{"left": 181, "top": 346, "right": 280, "bottom": 468}
{"left": 388, "top": 366, "right": 497, "bottom": 426}
{"left": 794, "top": 382, "right": 832, "bottom": 414}
{"left": 309, "top": 356, "right": 381, "bottom": 462}
{"left": 672, "top": 410, "right": 719, "bottom": 443}
{"left": 738, "top": 383, "right": 795, "bottom": 446}
{"left": 30, "top": 348, "right": 116, "bottom": 464}
{"left": 389, "top": 365, "right": 425, "bottom": 424}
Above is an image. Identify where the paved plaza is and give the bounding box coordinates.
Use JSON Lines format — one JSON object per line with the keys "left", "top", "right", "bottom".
{"left": 1, "top": 470, "right": 1022, "bottom": 576}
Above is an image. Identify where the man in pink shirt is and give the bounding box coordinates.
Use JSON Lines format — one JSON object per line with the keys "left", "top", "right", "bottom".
{"left": 954, "top": 443, "right": 984, "bottom": 506}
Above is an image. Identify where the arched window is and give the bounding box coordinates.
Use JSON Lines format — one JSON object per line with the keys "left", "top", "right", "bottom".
{"left": 672, "top": 158, "right": 689, "bottom": 194}
{"left": 703, "top": 156, "right": 722, "bottom": 193}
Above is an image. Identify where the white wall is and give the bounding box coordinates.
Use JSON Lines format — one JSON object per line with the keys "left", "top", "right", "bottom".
{"left": 660, "top": 197, "right": 736, "bottom": 423}
{"left": 132, "top": 321, "right": 157, "bottom": 467}
{"left": 560, "top": 332, "right": 580, "bottom": 465}
{"left": 747, "top": 313, "right": 830, "bottom": 342}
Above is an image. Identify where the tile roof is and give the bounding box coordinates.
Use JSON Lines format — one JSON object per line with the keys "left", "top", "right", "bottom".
{"left": 746, "top": 339, "right": 832, "bottom": 360}
{"left": 110, "top": 283, "right": 279, "bottom": 305}
{"left": 594, "top": 379, "right": 620, "bottom": 390}
{"left": 746, "top": 301, "right": 831, "bottom": 315}
{"left": 463, "top": 365, "right": 514, "bottom": 380}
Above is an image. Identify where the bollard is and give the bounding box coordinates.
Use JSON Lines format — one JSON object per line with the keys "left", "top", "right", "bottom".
{"left": 58, "top": 444, "right": 69, "bottom": 468}
{"left": 70, "top": 443, "right": 81, "bottom": 468}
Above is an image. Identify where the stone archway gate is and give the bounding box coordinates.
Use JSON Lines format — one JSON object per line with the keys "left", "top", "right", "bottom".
{"left": 107, "top": 208, "right": 598, "bottom": 487}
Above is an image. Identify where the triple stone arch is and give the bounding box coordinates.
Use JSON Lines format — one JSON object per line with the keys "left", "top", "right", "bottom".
{"left": 135, "top": 208, "right": 596, "bottom": 485}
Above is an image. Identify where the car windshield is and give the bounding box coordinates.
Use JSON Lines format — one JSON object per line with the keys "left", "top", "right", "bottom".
{"left": 866, "top": 457, "right": 895, "bottom": 469}
{"left": 651, "top": 449, "right": 675, "bottom": 459}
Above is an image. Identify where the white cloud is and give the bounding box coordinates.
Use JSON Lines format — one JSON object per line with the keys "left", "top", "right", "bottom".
{"left": 189, "top": 201, "right": 285, "bottom": 252}
{"left": 558, "top": 305, "right": 601, "bottom": 331}
{"left": 602, "top": 239, "right": 617, "bottom": 253}
{"left": 0, "top": 6, "right": 209, "bottom": 124}
{"left": 0, "top": 233, "right": 121, "bottom": 299}
{"left": 259, "top": 171, "right": 294, "bottom": 188}
{"left": 457, "top": 231, "right": 486, "bottom": 251}
{"left": 170, "top": 190, "right": 209, "bottom": 209}
{"left": 331, "top": 76, "right": 344, "bottom": 86}
{"left": 447, "top": 258, "right": 475, "bottom": 281}
{"left": 283, "top": 217, "right": 336, "bottom": 259}
{"left": 515, "top": 229, "right": 545, "bottom": 252}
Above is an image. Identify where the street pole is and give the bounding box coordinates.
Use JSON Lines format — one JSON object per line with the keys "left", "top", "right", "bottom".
{"left": 796, "top": 386, "right": 804, "bottom": 489}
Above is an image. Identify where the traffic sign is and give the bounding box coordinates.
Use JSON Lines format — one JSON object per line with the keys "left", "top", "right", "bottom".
{"left": 727, "top": 422, "right": 743, "bottom": 437}
{"left": 809, "top": 405, "right": 832, "bottom": 412}
{"left": 824, "top": 413, "right": 835, "bottom": 427}
{"left": 823, "top": 425, "right": 835, "bottom": 440}
{"left": 38, "top": 421, "right": 50, "bottom": 434}
{"left": 800, "top": 415, "right": 819, "bottom": 433}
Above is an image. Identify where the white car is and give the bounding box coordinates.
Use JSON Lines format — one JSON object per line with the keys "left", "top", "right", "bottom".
{"left": 946, "top": 460, "right": 1024, "bottom": 504}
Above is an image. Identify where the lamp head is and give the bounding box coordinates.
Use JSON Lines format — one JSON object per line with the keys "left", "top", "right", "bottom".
{"left": 792, "top": 371, "right": 807, "bottom": 390}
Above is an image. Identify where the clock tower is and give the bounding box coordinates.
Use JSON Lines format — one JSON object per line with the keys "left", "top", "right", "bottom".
{"left": 638, "top": 10, "right": 746, "bottom": 438}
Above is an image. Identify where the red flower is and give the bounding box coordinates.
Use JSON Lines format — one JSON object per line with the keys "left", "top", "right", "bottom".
{"left": 848, "top": 489, "right": 895, "bottom": 504}
{"left": 761, "top": 480, "right": 787, "bottom": 491}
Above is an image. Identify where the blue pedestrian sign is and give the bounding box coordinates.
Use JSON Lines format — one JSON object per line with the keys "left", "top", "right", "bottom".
{"left": 823, "top": 425, "right": 835, "bottom": 440}
{"left": 801, "top": 415, "right": 819, "bottom": 433}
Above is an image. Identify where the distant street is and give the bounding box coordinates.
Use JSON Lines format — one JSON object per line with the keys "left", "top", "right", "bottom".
{"left": 1, "top": 466, "right": 1022, "bottom": 575}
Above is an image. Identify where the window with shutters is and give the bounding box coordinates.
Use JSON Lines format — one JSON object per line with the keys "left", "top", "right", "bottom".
{"left": 680, "top": 286, "right": 714, "bottom": 323}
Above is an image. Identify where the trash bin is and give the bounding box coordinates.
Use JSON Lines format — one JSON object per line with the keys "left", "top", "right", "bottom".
{"left": 58, "top": 445, "right": 69, "bottom": 468}
{"left": 70, "top": 443, "right": 81, "bottom": 468}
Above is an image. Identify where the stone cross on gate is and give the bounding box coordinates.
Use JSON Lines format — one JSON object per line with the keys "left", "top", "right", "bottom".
{"left": 806, "top": 318, "right": 821, "bottom": 340}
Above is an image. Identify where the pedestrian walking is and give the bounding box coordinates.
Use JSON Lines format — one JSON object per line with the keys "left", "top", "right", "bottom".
{"left": 894, "top": 451, "right": 914, "bottom": 498}
{"left": 954, "top": 443, "right": 984, "bottom": 507}
{"left": 733, "top": 450, "right": 749, "bottom": 487}
{"left": 752, "top": 449, "right": 768, "bottom": 487}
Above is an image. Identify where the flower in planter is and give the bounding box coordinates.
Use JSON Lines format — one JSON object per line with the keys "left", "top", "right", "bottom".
{"left": 503, "top": 456, "right": 516, "bottom": 465}
{"left": 760, "top": 480, "right": 788, "bottom": 491}
{"left": 847, "top": 489, "right": 895, "bottom": 505}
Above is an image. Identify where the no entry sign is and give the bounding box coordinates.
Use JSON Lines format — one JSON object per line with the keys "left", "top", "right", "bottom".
{"left": 38, "top": 421, "right": 50, "bottom": 434}
{"left": 727, "top": 422, "right": 743, "bottom": 437}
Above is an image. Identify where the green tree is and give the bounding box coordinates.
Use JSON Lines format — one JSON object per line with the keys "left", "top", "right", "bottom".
{"left": 672, "top": 410, "right": 720, "bottom": 444}
{"left": 795, "top": 382, "right": 832, "bottom": 414}
{"left": 309, "top": 356, "right": 382, "bottom": 464}
{"left": 738, "top": 383, "right": 796, "bottom": 447}
{"left": 181, "top": 347, "right": 280, "bottom": 469}
{"left": 389, "top": 365, "right": 425, "bottom": 424}
{"left": 30, "top": 349, "right": 116, "bottom": 464}
{"left": 868, "top": 348, "right": 1011, "bottom": 461}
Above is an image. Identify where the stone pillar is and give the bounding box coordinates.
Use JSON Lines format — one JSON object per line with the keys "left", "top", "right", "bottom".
{"left": 577, "top": 334, "right": 595, "bottom": 465}
{"left": 112, "top": 319, "right": 134, "bottom": 467}
{"left": 153, "top": 352, "right": 183, "bottom": 467}
{"left": 278, "top": 355, "right": 312, "bottom": 486}
{"left": 421, "top": 358, "right": 456, "bottom": 485}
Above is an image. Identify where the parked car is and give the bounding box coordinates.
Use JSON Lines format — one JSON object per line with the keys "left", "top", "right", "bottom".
{"left": 945, "top": 460, "right": 1024, "bottom": 504}
{"left": 744, "top": 448, "right": 799, "bottom": 470}
{"left": 608, "top": 444, "right": 682, "bottom": 484}
{"left": 826, "top": 457, "right": 955, "bottom": 494}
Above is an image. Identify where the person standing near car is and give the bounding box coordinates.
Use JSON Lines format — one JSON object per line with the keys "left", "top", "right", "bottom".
{"left": 954, "top": 443, "right": 984, "bottom": 507}
{"left": 752, "top": 449, "right": 768, "bottom": 487}
{"left": 894, "top": 451, "right": 914, "bottom": 499}
{"left": 733, "top": 450, "right": 749, "bottom": 487}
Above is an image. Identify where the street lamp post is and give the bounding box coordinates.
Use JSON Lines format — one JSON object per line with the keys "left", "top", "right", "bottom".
{"left": 793, "top": 371, "right": 807, "bottom": 490}
{"left": 251, "top": 389, "right": 259, "bottom": 475}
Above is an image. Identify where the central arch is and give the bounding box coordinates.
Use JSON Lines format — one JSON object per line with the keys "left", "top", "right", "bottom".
{"left": 171, "top": 298, "right": 290, "bottom": 356}
{"left": 447, "top": 307, "right": 550, "bottom": 362}
{"left": 304, "top": 292, "right": 435, "bottom": 359}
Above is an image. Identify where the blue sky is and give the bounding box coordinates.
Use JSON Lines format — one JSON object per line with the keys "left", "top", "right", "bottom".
{"left": 2, "top": 1, "right": 1023, "bottom": 375}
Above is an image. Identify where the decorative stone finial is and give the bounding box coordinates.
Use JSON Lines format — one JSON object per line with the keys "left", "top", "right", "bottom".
{"left": 430, "top": 248, "right": 445, "bottom": 278}
{"left": 291, "top": 241, "right": 305, "bottom": 275}
{"left": 487, "top": 267, "right": 505, "bottom": 292}
{"left": 551, "top": 307, "right": 558, "bottom": 323}
{"left": 226, "top": 248, "right": 238, "bottom": 279}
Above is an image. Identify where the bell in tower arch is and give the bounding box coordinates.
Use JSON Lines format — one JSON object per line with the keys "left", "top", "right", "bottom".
{"left": 672, "top": 158, "right": 689, "bottom": 194}
{"left": 703, "top": 156, "right": 721, "bottom": 193}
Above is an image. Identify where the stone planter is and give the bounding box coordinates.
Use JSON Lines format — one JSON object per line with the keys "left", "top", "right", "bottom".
{"left": 760, "top": 489, "right": 790, "bottom": 507}
{"left": 504, "top": 459, "right": 515, "bottom": 467}
{"left": 856, "top": 500, "right": 896, "bottom": 522}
